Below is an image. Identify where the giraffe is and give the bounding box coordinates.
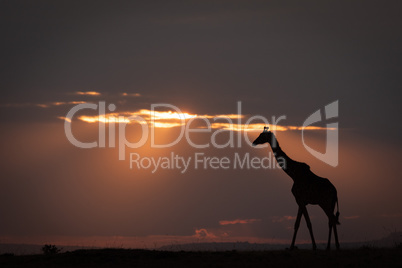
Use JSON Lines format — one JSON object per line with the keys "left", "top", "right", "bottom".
{"left": 252, "top": 128, "right": 340, "bottom": 250}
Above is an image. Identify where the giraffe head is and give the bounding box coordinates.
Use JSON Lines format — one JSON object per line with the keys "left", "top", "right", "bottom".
{"left": 252, "top": 128, "right": 275, "bottom": 146}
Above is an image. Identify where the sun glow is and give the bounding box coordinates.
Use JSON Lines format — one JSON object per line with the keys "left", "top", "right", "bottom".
{"left": 75, "top": 91, "right": 101, "bottom": 96}
{"left": 78, "top": 114, "right": 133, "bottom": 124}
{"left": 63, "top": 109, "right": 335, "bottom": 132}
{"left": 76, "top": 109, "right": 197, "bottom": 125}
{"left": 138, "top": 109, "right": 197, "bottom": 120}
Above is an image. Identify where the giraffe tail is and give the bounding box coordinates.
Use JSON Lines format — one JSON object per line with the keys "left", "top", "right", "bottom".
{"left": 335, "top": 198, "right": 340, "bottom": 225}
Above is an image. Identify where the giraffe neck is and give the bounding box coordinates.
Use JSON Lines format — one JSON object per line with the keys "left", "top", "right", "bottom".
{"left": 269, "top": 136, "right": 295, "bottom": 179}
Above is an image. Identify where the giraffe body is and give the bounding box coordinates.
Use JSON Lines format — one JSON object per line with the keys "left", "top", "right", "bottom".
{"left": 253, "top": 131, "right": 340, "bottom": 250}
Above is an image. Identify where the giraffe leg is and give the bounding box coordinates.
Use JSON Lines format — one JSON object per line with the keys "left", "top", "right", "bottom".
{"left": 290, "top": 206, "right": 303, "bottom": 250}
{"left": 333, "top": 223, "right": 340, "bottom": 249}
{"left": 301, "top": 206, "right": 316, "bottom": 250}
{"left": 323, "top": 206, "right": 340, "bottom": 250}
{"left": 326, "top": 221, "right": 333, "bottom": 250}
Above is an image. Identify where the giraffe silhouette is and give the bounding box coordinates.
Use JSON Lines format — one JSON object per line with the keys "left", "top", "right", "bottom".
{"left": 252, "top": 128, "right": 340, "bottom": 250}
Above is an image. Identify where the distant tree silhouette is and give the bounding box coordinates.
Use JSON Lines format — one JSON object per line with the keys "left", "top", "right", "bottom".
{"left": 42, "top": 244, "right": 61, "bottom": 255}
{"left": 253, "top": 128, "right": 340, "bottom": 250}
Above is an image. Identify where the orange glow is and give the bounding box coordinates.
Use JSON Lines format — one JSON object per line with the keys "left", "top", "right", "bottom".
{"left": 57, "top": 116, "right": 71, "bottom": 123}
{"left": 37, "top": 104, "right": 49, "bottom": 108}
{"left": 137, "top": 109, "right": 197, "bottom": 120}
{"left": 201, "top": 114, "right": 244, "bottom": 119}
{"left": 193, "top": 228, "right": 217, "bottom": 239}
{"left": 60, "top": 109, "right": 337, "bottom": 132}
{"left": 75, "top": 109, "right": 197, "bottom": 125}
{"left": 210, "top": 123, "right": 288, "bottom": 132}
{"left": 78, "top": 114, "right": 132, "bottom": 123}
{"left": 121, "top": 92, "right": 141, "bottom": 97}
{"left": 75, "top": 91, "right": 101, "bottom": 96}
{"left": 152, "top": 122, "right": 185, "bottom": 128}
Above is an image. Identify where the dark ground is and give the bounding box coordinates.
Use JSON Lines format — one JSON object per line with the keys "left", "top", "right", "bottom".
{"left": 0, "top": 247, "right": 401, "bottom": 268}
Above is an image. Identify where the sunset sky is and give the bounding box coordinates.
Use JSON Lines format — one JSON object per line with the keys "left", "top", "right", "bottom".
{"left": 1, "top": 1, "right": 401, "bottom": 248}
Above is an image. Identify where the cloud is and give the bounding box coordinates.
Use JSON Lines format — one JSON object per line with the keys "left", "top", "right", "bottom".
{"left": 37, "top": 101, "right": 87, "bottom": 108}
{"left": 76, "top": 109, "right": 197, "bottom": 127}
{"left": 75, "top": 91, "right": 101, "bottom": 96}
{"left": 271, "top": 216, "right": 296, "bottom": 223}
{"left": 121, "top": 93, "right": 141, "bottom": 97}
{"left": 219, "top": 219, "right": 261, "bottom": 225}
{"left": 193, "top": 228, "right": 217, "bottom": 239}
{"left": 64, "top": 108, "right": 334, "bottom": 132}
{"left": 57, "top": 116, "right": 71, "bottom": 123}
{"left": 0, "top": 101, "right": 87, "bottom": 108}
